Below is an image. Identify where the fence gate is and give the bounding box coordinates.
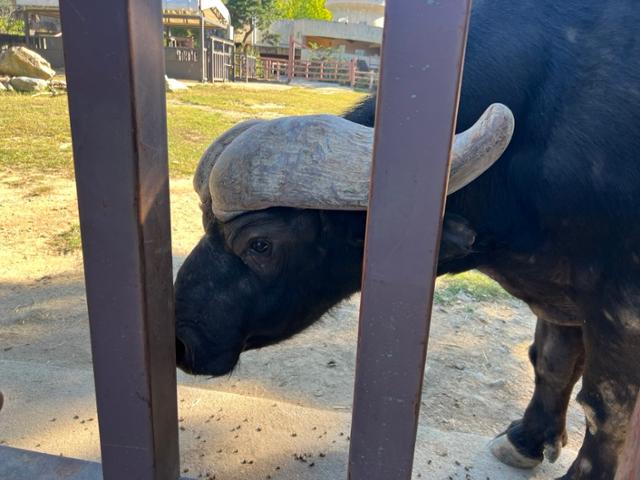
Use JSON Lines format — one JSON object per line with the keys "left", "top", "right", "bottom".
{"left": 208, "top": 38, "right": 235, "bottom": 82}
{"left": 1, "top": 0, "right": 639, "bottom": 479}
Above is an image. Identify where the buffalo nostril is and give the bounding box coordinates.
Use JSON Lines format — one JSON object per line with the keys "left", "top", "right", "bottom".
{"left": 176, "top": 337, "right": 187, "bottom": 365}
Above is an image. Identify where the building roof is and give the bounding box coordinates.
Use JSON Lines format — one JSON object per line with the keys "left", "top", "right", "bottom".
{"left": 15, "top": 0, "right": 230, "bottom": 28}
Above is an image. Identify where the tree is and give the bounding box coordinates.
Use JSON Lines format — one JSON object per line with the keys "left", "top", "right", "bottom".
{"left": 277, "top": 0, "right": 332, "bottom": 21}
{"left": 224, "top": 0, "right": 281, "bottom": 49}
{"left": 0, "top": 0, "right": 24, "bottom": 35}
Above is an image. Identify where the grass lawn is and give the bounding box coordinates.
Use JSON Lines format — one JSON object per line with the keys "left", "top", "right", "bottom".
{"left": 0, "top": 83, "right": 366, "bottom": 177}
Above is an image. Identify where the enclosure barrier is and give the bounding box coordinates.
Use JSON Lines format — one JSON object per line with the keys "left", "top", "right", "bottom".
{"left": 1, "top": 0, "right": 640, "bottom": 479}
{"left": 347, "top": 1, "right": 472, "bottom": 477}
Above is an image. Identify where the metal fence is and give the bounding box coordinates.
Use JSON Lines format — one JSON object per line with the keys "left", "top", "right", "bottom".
{"left": 209, "top": 38, "right": 235, "bottom": 82}
{"left": 1, "top": 0, "right": 639, "bottom": 479}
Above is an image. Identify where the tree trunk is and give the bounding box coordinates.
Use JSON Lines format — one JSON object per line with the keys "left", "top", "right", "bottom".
{"left": 241, "top": 24, "right": 254, "bottom": 52}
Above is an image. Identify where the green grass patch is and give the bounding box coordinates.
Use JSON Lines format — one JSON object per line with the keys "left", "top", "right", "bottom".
{"left": 49, "top": 224, "right": 82, "bottom": 255}
{"left": 1, "top": 84, "right": 365, "bottom": 178}
{"left": 171, "top": 84, "right": 364, "bottom": 117}
{"left": 434, "top": 271, "right": 510, "bottom": 305}
{"left": 0, "top": 93, "right": 73, "bottom": 174}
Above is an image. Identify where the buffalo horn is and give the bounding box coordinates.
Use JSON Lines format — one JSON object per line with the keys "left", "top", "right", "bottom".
{"left": 197, "top": 104, "right": 514, "bottom": 221}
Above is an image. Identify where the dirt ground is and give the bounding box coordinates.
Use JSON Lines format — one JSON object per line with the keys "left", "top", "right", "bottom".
{"left": 0, "top": 169, "right": 587, "bottom": 457}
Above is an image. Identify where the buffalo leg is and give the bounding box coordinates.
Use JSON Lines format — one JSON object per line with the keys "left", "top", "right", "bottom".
{"left": 491, "top": 318, "right": 585, "bottom": 468}
{"left": 559, "top": 306, "right": 640, "bottom": 479}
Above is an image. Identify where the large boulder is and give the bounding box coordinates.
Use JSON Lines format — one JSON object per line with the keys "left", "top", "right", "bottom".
{"left": 10, "top": 76, "right": 49, "bottom": 92}
{"left": 0, "top": 46, "right": 55, "bottom": 80}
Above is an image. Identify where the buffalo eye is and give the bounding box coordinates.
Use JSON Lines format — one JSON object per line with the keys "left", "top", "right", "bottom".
{"left": 250, "top": 238, "right": 271, "bottom": 254}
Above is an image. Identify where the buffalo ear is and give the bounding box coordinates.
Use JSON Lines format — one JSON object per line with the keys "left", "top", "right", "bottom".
{"left": 439, "top": 213, "right": 477, "bottom": 263}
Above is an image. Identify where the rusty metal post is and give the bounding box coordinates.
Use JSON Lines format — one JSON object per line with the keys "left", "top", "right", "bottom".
{"left": 59, "top": 1, "right": 180, "bottom": 479}
{"left": 287, "top": 34, "right": 295, "bottom": 83}
{"left": 350, "top": 59, "right": 356, "bottom": 88}
{"left": 348, "top": 1, "right": 473, "bottom": 479}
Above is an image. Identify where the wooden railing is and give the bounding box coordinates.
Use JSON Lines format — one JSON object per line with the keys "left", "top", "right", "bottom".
{"left": 246, "top": 57, "right": 379, "bottom": 90}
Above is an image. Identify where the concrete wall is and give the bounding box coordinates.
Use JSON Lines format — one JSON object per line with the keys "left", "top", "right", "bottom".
{"left": 165, "top": 47, "right": 203, "bottom": 81}
{"left": 1, "top": 35, "right": 204, "bottom": 80}
{"left": 0, "top": 35, "right": 65, "bottom": 70}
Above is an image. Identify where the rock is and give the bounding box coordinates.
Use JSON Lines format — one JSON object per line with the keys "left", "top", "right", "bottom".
{"left": 49, "top": 79, "right": 67, "bottom": 90}
{"left": 0, "top": 82, "right": 5, "bottom": 92}
{"left": 165, "top": 75, "right": 188, "bottom": 92}
{"left": 0, "top": 46, "right": 55, "bottom": 80}
{"left": 10, "top": 76, "right": 49, "bottom": 92}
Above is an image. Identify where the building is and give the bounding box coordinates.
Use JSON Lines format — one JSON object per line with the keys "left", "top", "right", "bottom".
{"left": 326, "top": 0, "right": 384, "bottom": 27}
{"left": 256, "top": 0, "right": 384, "bottom": 68}
{"left": 10, "top": 0, "right": 231, "bottom": 81}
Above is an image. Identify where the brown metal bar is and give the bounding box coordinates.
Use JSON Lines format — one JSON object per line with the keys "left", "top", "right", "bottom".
{"left": 59, "top": 1, "right": 180, "bottom": 479}
{"left": 348, "top": 1, "right": 473, "bottom": 479}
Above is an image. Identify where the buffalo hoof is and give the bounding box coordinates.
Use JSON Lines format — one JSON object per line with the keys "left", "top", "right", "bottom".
{"left": 489, "top": 433, "right": 543, "bottom": 469}
{"left": 543, "top": 436, "right": 565, "bottom": 463}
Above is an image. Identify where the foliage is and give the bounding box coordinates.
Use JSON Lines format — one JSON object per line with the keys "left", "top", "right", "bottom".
{"left": 223, "top": 0, "right": 280, "bottom": 47}
{"left": 49, "top": 224, "right": 82, "bottom": 255}
{"left": 307, "top": 41, "right": 343, "bottom": 61}
{"left": 277, "top": 0, "right": 332, "bottom": 20}
{"left": 0, "top": 0, "right": 24, "bottom": 35}
{"left": 261, "top": 31, "right": 281, "bottom": 46}
{"left": 434, "top": 271, "right": 510, "bottom": 305}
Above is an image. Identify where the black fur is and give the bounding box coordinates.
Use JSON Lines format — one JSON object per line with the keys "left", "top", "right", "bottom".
{"left": 176, "top": 2, "right": 640, "bottom": 478}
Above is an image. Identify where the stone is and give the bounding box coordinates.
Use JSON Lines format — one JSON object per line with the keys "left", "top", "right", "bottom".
{"left": 165, "top": 75, "right": 188, "bottom": 92}
{"left": 0, "top": 81, "right": 6, "bottom": 92}
{"left": 0, "top": 47, "right": 55, "bottom": 80}
{"left": 49, "top": 79, "right": 67, "bottom": 90}
{"left": 10, "top": 76, "right": 49, "bottom": 92}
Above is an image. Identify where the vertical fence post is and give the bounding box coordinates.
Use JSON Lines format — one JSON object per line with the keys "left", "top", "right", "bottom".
{"left": 23, "top": 10, "right": 30, "bottom": 44}
{"left": 348, "top": 1, "right": 472, "bottom": 479}
{"left": 350, "top": 59, "right": 357, "bottom": 88}
{"left": 59, "top": 0, "right": 180, "bottom": 479}
{"left": 199, "top": 14, "right": 206, "bottom": 82}
{"left": 287, "top": 34, "right": 295, "bottom": 83}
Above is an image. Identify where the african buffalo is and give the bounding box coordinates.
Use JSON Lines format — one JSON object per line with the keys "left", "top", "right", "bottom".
{"left": 175, "top": 1, "right": 640, "bottom": 478}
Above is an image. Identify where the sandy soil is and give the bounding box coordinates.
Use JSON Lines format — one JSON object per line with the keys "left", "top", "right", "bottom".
{"left": 0, "top": 172, "right": 586, "bottom": 468}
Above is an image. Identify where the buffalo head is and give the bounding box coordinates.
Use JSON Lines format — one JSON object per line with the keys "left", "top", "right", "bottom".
{"left": 175, "top": 105, "right": 514, "bottom": 375}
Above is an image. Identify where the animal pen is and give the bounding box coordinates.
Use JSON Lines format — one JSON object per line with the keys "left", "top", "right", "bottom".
{"left": 0, "top": 1, "right": 639, "bottom": 480}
